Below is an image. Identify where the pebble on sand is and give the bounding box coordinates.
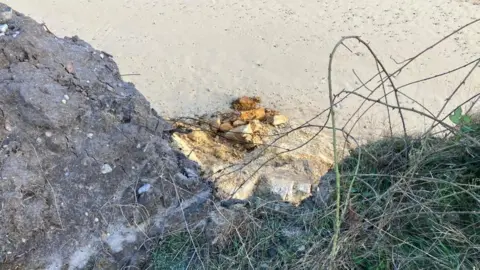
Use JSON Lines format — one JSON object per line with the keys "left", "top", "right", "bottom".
{"left": 271, "top": 115, "right": 288, "bottom": 126}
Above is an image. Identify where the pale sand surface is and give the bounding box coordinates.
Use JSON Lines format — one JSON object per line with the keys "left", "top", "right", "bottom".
{"left": 6, "top": 0, "right": 480, "bottom": 139}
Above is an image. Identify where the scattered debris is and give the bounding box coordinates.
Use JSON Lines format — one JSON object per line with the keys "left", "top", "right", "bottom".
{"left": 173, "top": 96, "right": 288, "bottom": 151}
{"left": 170, "top": 96, "right": 285, "bottom": 174}
{"left": 170, "top": 96, "right": 335, "bottom": 204}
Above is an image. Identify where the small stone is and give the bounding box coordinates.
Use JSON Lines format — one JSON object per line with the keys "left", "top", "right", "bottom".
{"left": 137, "top": 183, "right": 151, "bottom": 194}
{"left": 208, "top": 117, "right": 221, "bottom": 130}
{"left": 21, "top": 238, "right": 26, "bottom": 243}
{"left": 87, "top": 133, "right": 93, "bottom": 139}
{"left": 219, "top": 122, "right": 233, "bottom": 132}
{"left": 0, "top": 24, "right": 7, "bottom": 33}
{"left": 45, "top": 131, "right": 53, "bottom": 137}
{"left": 100, "top": 53, "right": 105, "bottom": 59}
{"left": 4, "top": 120, "right": 12, "bottom": 131}
{"left": 0, "top": 7, "right": 12, "bottom": 23}
{"left": 232, "top": 120, "right": 246, "bottom": 127}
{"left": 225, "top": 124, "right": 253, "bottom": 143}
{"left": 101, "top": 164, "right": 113, "bottom": 174}
{"left": 239, "top": 108, "right": 266, "bottom": 121}
{"left": 61, "top": 99, "right": 67, "bottom": 104}
{"left": 64, "top": 94, "right": 70, "bottom": 100}
{"left": 94, "top": 218, "right": 99, "bottom": 223}
{"left": 271, "top": 115, "right": 288, "bottom": 126}
{"left": 298, "top": 245, "right": 306, "bottom": 252}
{"left": 231, "top": 96, "right": 261, "bottom": 111}
{"left": 85, "top": 212, "right": 89, "bottom": 216}
{"left": 65, "top": 62, "right": 75, "bottom": 74}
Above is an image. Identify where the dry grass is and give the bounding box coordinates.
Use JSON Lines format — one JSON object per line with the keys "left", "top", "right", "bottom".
{"left": 337, "top": 131, "right": 480, "bottom": 269}
{"left": 151, "top": 117, "right": 480, "bottom": 269}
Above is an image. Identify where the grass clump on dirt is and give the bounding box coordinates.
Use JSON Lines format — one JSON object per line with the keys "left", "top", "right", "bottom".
{"left": 340, "top": 133, "right": 480, "bottom": 269}
{"left": 152, "top": 116, "right": 480, "bottom": 270}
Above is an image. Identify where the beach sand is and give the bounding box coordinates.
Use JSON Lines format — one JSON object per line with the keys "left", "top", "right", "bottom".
{"left": 5, "top": 0, "right": 480, "bottom": 140}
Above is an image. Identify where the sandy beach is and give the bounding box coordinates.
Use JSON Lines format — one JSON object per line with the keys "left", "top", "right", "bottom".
{"left": 6, "top": 0, "right": 480, "bottom": 139}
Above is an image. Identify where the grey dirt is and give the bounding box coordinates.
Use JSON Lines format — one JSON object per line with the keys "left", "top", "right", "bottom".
{"left": 0, "top": 4, "right": 210, "bottom": 269}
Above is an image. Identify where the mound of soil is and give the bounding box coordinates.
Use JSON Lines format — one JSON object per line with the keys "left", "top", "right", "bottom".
{"left": 0, "top": 4, "right": 210, "bottom": 269}
{"left": 171, "top": 98, "right": 335, "bottom": 204}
